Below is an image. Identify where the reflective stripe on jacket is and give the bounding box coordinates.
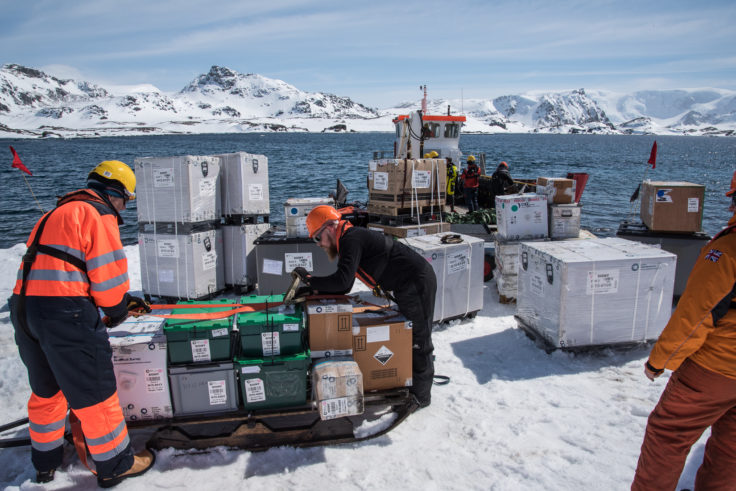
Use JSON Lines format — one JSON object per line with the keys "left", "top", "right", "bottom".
{"left": 648, "top": 214, "right": 736, "bottom": 379}
{"left": 12, "top": 189, "right": 129, "bottom": 309}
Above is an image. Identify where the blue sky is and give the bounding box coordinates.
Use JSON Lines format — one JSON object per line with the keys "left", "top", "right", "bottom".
{"left": 2, "top": 0, "right": 735, "bottom": 107}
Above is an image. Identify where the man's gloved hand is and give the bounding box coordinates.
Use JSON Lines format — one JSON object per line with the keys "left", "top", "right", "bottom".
{"left": 104, "top": 311, "right": 128, "bottom": 328}
{"left": 127, "top": 295, "right": 152, "bottom": 314}
{"left": 292, "top": 267, "right": 311, "bottom": 285}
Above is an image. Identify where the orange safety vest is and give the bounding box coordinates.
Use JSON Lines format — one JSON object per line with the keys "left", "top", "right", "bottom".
{"left": 13, "top": 189, "right": 129, "bottom": 309}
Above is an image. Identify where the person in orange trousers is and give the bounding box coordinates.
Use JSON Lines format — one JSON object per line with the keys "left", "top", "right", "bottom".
{"left": 632, "top": 170, "right": 736, "bottom": 491}
{"left": 9, "top": 161, "right": 155, "bottom": 487}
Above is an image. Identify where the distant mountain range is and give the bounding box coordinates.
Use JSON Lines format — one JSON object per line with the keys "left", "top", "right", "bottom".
{"left": 1, "top": 64, "right": 734, "bottom": 138}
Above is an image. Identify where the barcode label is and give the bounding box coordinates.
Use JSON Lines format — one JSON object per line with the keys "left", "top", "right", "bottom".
{"left": 191, "top": 339, "right": 211, "bottom": 362}
{"left": 320, "top": 397, "right": 350, "bottom": 420}
{"left": 261, "top": 332, "right": 281, "bottom": 356}
{"left": 211, "top": 328, "right": 229, "bottom": 338}
{"left": 145, "top": 368, "right": 165, "bottom": 393}
{"left": 207, "top": 380, "right": 227, "bottom": 405}
{"left": 282, "top": 323, "right": 300, "bottom": 332}
{"left": 244, "top": 378, "right": 266, "bottom": 403}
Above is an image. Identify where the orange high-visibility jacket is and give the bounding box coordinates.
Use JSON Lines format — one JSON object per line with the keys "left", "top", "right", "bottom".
{"left": 13, "top": 189, "right": 129, "bottom": 310}
{"left": 649, "top": 214, "right": 736, "bottom": 379}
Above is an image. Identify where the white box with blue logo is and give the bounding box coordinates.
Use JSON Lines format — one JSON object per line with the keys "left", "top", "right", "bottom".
{"left": 284, "top": 197, "right": 333, "bottom": 238}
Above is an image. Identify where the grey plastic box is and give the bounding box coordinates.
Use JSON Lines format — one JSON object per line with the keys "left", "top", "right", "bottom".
{"left": 168, "top": 362, "right": 238, "bottom": 416}
{"left": 222, "top": 223, "right": 271, "bottom": 287}
{"left": 217, "top": 152, "right": 270, "bottom": 216}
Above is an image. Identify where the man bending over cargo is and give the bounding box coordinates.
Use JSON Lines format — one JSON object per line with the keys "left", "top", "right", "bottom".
{"left": 294, "top": 205, "right": 437, "bottom": 407}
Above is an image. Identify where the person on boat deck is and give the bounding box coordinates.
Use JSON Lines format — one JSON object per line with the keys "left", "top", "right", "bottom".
{"left": 295, "top": 205, "right": 437, "bottom": 408}
{"left": 461, "top": 155, "right": 480, "bottom": 212}
{"left": 490, "top": 161, "right": 514, "bottom": 207}
{"left": 445, "top": 156, "right": 458, "bottom": 213}
{"left": 631, "top": 169, "right": 736, "bottom": 491}
{"left": 9, "top": 161, "right": 155, "bottom": 486}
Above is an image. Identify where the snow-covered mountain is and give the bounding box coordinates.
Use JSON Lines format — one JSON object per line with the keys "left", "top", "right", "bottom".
{"left": 1, "top": 63, "right": 735, "bottom": 138}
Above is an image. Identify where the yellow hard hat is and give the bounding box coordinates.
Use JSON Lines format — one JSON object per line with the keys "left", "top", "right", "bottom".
{"left": 429, "top": 151, "right": 439, "bottom": 158}
{"left": 89, "top": 160, "right": 136, "bottom": 200}
{"left": 467, "top": 155, "right": 476, "bottom": 162}
{"left": 423, "top": 153, "right": 431, "bottom": 158}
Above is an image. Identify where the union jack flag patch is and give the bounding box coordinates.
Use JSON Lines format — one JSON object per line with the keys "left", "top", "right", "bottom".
{"left": 705, "top": 249, "right": 723, "bottom": 262}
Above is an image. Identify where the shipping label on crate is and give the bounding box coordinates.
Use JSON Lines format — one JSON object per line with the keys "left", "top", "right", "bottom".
{"left": 263, "top": 259, "right": 283, "bottom": 275}
{"left": 373, "top": 345, "right": 394, "bottom": 365}
{"left": 153, "top": 168, "right": 175, "bottom": 187}
{"left": 320, "top": 397, "right": 351, "bottom": 419}
{"left": 199, "top": 178, "right": 217, "bottom": 197}
{"left": 244, "top": 378, "right": 266, "bottom": 403}
{"left": 157, "top": 240, "right": 179, "bottom": 258}
{"left": 447, "top": 250, "right": 469, "bottom": 274}
{"left": 586, "top": 269, "right": 619, "bottom": 294}
{"left": 211, "top": 328, "right": 229, "bottom": 338}
{"left": 191, "top": 339, "right": 212, "bottom": 362}
{"left": 207, "top": 380, "right": 227, "bottom": 405}
{"left": 261, "top": 332, "right": 281, "bottom": 356}
{"left": 530, "top": 274, "right": 545, "bottom": 297}
{"left": 145, "top": 368, "right": 166, "bottom": 393}
{"left": 373, "top": 172, "right": 389, "bottom": 191}
{"left": 202, "top": 251, "right": 217, "bottom": 270}
{"left": 285, "top": 252, "right": 313, "bottom": 272}
{"left": 688, "top": 198, "right": 699, "bottom": 212}
{"left": 366, "top": 325, "right": 390, "bottom": 343}
{"left": 655, "top": 189, "right": 673, "bottom": 202}
{"left": 249, "top": 184, "right": 264, "bottom": 201}
{"left": 412, "top": 170, "right": 431, "bottom": 189}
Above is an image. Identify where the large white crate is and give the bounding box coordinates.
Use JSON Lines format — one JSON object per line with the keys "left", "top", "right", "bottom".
{"left": 495, "top": 194, "right": 548, "bottom": 241}
{"left": 284, "top": 197, "right": 334, "bottom": 238}
{"left": 135, "top": 155, "right": 221, "bottom": 223}
{"left": 222, "top": 223, "right": 271, "bottom": 287}
{"left": 139, "top": 228, "right": 224, "bottom": 299}
{"left": 517, "top": 237, "right": 676, "bottom": 348}
{"left": 217, "top": 152, "right": 270, "bottom": 216}
{"left": 400, "top": 233, "right": 484, "bottom": 322}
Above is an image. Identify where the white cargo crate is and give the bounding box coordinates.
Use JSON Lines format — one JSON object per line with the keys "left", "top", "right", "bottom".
{"left": 495, "top": 194, "right": 548, "bottom": 241}
{"left": 222, "top": 223, "right": 271, "bottom": 287}
{"left": 139, "top": 228, "right": 224, "bottom": 299}
{"left": 217, "top": 152, "right": 270, "bottom": 216}
{"left": 400, "top": 233, "right": 484, "bottom": 322}
{"left": 135, "top": 155, "right": 221, "bottom": 223}
{"left": 284, "top": 197, "right": 334, "bottom": 238}
{"left": 517, "top": 237, "right": 676, "bottom": 348}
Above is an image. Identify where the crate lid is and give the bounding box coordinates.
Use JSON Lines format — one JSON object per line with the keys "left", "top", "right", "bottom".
{"left": 164, "top": 299, "right": 235, "bottom": 330}
{"left": 234, "top": 351, "right": 310, "bottom": 368}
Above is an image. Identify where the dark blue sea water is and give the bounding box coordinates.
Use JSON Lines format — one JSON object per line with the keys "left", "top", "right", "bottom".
{"left": 1, "top": 133, "right": 735, "bottom": 246}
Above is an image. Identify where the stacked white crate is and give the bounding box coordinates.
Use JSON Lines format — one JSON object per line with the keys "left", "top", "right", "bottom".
{"left": 222, "top": 222, "right": 271, "bottom": 288}
{"left": 284, "top": 197, "right": 334, "bottom": 238}
{"left": 135, "top": 155, "right": 224, "bottom": 299}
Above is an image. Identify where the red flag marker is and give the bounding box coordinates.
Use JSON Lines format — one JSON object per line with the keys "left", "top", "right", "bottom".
{"left": 647, "top": 141, "right": 657, "bottom": 169}
{"left": 9, "top": 146, "right": 32, "bottom": 175}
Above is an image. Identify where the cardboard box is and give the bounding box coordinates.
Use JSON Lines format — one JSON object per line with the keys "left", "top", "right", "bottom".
{"left": 307, "top": 299, "right": 353, "bottom": 358}
{"left": 367, "top": 222, "right": 451, "bottom": 238}
{"left": 495, "top": 194, "right": 548, "bottom": 241}
{"left": 217, "top": 152, "right": 270, "bottom": 216}
{"left": 351, "top": 310, "right": 413, "bottom": 392}
{"left": 537, "top": 177, "right": 576, "bottom": 204}
{"left": 517, "top": 238, "right": 676, "bottom": 348}
{"left": 311, "top": 358, "right": 364, "bottom": 420}
{"left": 109, "top": 314, "right": 173, "bottom": 422}
{"left": 368, "top": 158, "right": 446, "bottom": 209}
{"left": 549, "top": 203, "right": 582, "bottom": 240}
{"left": 640, "top": 180, "right": 705, "bottom": 233}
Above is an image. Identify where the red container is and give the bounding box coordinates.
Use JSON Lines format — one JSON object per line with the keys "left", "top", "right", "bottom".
{"left": 566, "top": 173, "right": 589, "bottom": 203}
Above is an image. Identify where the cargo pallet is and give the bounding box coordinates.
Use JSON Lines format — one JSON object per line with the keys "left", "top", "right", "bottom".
{"left": 0, "top": 389, "right": 417, "bottom": 451}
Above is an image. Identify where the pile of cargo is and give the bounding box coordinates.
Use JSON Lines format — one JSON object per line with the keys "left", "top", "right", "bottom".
{"left": 109, "top": 296, "right": 412, "bottom": 422}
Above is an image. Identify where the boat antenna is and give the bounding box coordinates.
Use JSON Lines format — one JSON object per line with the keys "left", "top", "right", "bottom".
{"left": 420, "top": 85, "right": 427, "bottom": 115}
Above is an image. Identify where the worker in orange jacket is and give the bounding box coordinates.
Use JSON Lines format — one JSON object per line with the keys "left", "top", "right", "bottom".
{"left": 9, "top": 161, "right": 155, "bottom": 486}
{"left": 632, "top": 170, "right": 736, "bottom": 491}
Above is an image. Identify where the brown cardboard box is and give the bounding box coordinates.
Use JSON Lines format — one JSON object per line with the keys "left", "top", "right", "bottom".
{"left": 367, "top": 222, "right": 451, "bottom": 238}
{"left": 537, "top": 177, "right": 576, "bottom": 204}
{"left": 306, "top": 299, "right": 353, "bottom": 358}
{"left": 368, "top": 158, "right": 446, "bottom": 210}
{"left": 640, "top": 181, "right": 705, "bottom": 233}
{"left": 311, "top": 358, "right": 364, "bottom": 420}
{"left": 352, "top": 310, "right": 413, "bottom": 392}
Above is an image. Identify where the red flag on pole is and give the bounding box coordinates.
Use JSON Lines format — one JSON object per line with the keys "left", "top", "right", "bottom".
{"left": 647, "top": 141, "right": 657, "bottom": 169}
{"left": 9, "top": 146, "right": 32, "bottom": 175}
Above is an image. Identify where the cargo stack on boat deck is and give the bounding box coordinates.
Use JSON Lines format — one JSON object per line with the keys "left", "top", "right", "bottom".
{"left": 136, "top": 155, "right": 224, "bottom": 300}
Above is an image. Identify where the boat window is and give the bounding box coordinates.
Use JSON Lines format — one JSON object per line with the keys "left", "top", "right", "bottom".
{"left": 423, "top": 123, "right": 440, "bottom": 138}
{"left": 395, "top": 124, "right": 401, "bottom": 138}
{"left": 444, "top": 123, "right": 459, "bottom": 138}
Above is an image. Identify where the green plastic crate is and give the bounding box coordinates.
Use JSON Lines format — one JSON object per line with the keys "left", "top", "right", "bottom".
{"left": 164, "top": 299, "right": 235, "bottom": 364}
{"left": 237, "top": 295, "right": 305, "bottom": 357}
{"left": 234, "top": 352, "right": 310, "bottom": 410}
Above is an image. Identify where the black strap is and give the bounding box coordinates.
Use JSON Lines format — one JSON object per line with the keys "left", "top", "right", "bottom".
{"left": 433, "top": 375, "right": 451, "bottom": 385}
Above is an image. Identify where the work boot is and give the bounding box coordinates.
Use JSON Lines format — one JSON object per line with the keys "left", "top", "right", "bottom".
{"left": 97, "top": 449, "right": 155, "bottom": 488}
{"left": 35, "top": 469, "right": 55, "bottom": 483}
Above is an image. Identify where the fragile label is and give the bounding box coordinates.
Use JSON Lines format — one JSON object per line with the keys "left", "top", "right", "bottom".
{"left": 211, "top": 328, "right": 229, "bottom": 338}
{"left": 586, "top": 269, "right": 619, "bottom": 294}
{"left": 207, "top": 380, "right": 227, "bottom": 405}
{"left": 373, "top": 172, "right": 389, "bottom": 191}
{"left": 530, "top": 274, "right": 545, "bottom": 297}
{"left": 202, "top": 251, "right": 217, "bottom": 270}
{"left": 320, "top": 397, "right": 350, "bottom": 420}
{"left": 158, "top": 269, "right": 174, "bottom": 283}
{"left": 153, "top": 168, "right": 175, "bottom": 187}
{"left": 447, "top": 250, "right": 469, "bottom": 274}
{"left": 199, "top": 178, "right": 216, "bottom": 197}
{"left": 688, "top": 198, "right": 699, "bottom": 212}
{"left": 366, "top": 325, "right": 390, "bottom": 343}
{"left": 248, "top": 183, "right": 264, "bottom": 201}
{"left": 191, "top": 339, "right": 211, "bottom": 362}
{"left": 157, "top": 239, "right": 179, "bottom": 258}
{"left": 261, "top": 332, "right": 281, "bottom": 356}
{"left": 412, "top": 170, "right": 431, "bottom": 189}
{"left": 145, "top": 368, "right": 165, "bottom": 393}
{"left": 282, "top": 323, "right": 300, "bottom": 332}
{"left": 262, "top": 259, "right": 283, "bottom": 275}
{"left": 244, "top": 378, "right": 266, "bottom": 403}
{"left": 373, "top": 345, "right": 394, "bottom": 365}
{"left": 285, "top": 252, "right": 313, "bottom": 272}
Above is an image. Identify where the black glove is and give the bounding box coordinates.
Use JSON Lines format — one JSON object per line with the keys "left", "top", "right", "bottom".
{"left": 294, "top": 286, "right": 313, "bottom": 299}
{"left": 126, "top": 295, "right": 152, "bottom": 313}
{"left": 104, "top": 311, "right": 128, "bottom": 328}
{"left": 292, "top": 267, "right": 311, "bottom": 285}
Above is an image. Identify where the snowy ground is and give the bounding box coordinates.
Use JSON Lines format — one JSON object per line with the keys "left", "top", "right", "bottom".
{"left": 0, "top": 243, "right": 708, "bottom": 490}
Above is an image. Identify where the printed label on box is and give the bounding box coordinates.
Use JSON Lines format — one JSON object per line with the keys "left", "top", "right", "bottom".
{"left": 263, "top": 259, "right": 283, "bottom": 275}
{"left": 153, "top": 168, "right": 174, "bottom": 187}
{"left": 283, "top": 323, "right": 300, "bottom": 332}
{"left": 242, "top": 366, "right": 261, "bottom": 374}
{"left": 307, "top": 303, "right": 352, "bottom": 314}
{"left": 245, "top": 378, "right": 266, "bottom": 403}
{"left": 655, "top": 189, "right": 672, "bottom": 203}
{"left": 369, "top": 161, "right": 377, "bottom": 171}
{"left": 157, "top": 240, "right": 179, "bottom": 258}
{"left": 530, "top": 274, "right": 545, "bottom": 297}
{"left": 211, "top": 328, "right": 229, "bottom": 338}
{"left": 447, "top": 250, "right": 469, "bottom": 274}
{"left": 373, "top": 172, "right": 389, "bottom": 191}
{"left": 145, "top": 368, "right": 165, "bottom": 393}
{"left": 159, "top": 269, "right": 174, "bottom": 283}
{"left": 248, "top": 183, "right": 264, "bottom": 201}
{"left": 261, "top": 332, "right": 281, "bottom": 356}
{"left": 202, "top": 251, "right": 217, "bottom": 270}
{"left": 320, "top": 397, "right": 350, "bottom": 420}
{"left": 199, "top": 178, "right": 216, "bottom": 197}
{"left": 207, "top": 380, "right": 227, "bottom": 405}
{"left": 191, "top": 339, "right": 211, "bottom": 362}
{"left": 586, "top": 269, "right": 619, "bottom": 294}
{"left": 285, "top": 252, "right": 313, "bottom": 272}
{"left": 412, "top": 170, "right": 431, "bottom": 189}
{"left": 373, "top": 345, "right": 394, "bottom": 365}
{"left": 366, "top": 325, "right": 390, "bottom": 344}
{"left": 407, "top": 228, "right": 427, "bottom": 237}
{"left": 688, "top": 198, "right": 699, "bottom": 213}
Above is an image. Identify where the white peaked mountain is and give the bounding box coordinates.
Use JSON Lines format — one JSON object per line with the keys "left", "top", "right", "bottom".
{"left": 1, "top": 64, "right": 734, "bottom": 138}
